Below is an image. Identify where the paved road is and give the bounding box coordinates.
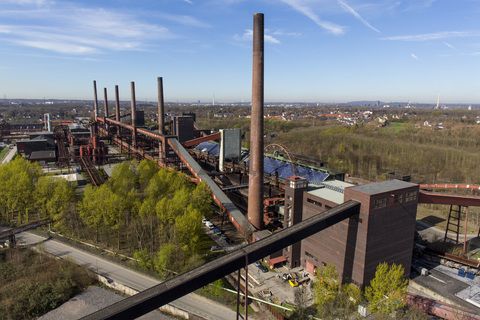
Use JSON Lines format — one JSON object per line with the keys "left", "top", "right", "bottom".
{"left": 15, "top": 231, "right": 237, "bottom": 320}
{"left": 1, "top": 146, "right": 17, "bottom": 164}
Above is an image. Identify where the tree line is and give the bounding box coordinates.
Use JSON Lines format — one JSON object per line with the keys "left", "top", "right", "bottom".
{"left": 0, "top": 157, "right": 213, "bottom": 277}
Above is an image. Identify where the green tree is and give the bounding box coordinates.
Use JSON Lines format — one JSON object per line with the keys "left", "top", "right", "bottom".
{"left": 78, "top": 185, "right": 104, "bottom": 242}
{"left": 174, "top": 206, "right": 202, "bottom": 253}
{"left": 137, "top": 159, "right": 158, "bottom": 190}
{"left": 190, "top": 182, "right": 212, "bottom": 217}
{"left": 0, "top": 157, "right": 41, "bottom": 223}
{"left": 365, "top": 263, "right": 408, "bottom": 316}
{"left": 45, "top": 178, "right": 75, "bottom": 229}
{"left": 154, "top": 243, "right": 178, "bottom": 277}
{"left": 340, "top": 282, "right": 362, "bottom": 312}
{"left": 314, "top": 264, "right": 340, "bottom": 308}
{"left": 133, "top": 249, "right": 154, "bottom": 270}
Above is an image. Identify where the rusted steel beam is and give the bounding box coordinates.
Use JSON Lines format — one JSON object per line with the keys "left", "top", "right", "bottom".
{"left": 420, "top": 183, "right": 480, "bottom": 191}
{"left": 182, "top": 132, "right": 221, "bottom": 148}
{"left": 418, "top": 190, "right": 480, "bottom": 207}
{"left": 81, "top": 200, "right": 360, "bottom": 320}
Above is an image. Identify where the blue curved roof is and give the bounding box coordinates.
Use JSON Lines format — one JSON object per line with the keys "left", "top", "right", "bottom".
{"left": 194, "top": 141, "right": 330, "bottom": 185}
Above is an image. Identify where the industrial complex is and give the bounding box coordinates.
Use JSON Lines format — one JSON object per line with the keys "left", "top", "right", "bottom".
{"left": 2, "top": 12, "right": 480, "bottom": 320}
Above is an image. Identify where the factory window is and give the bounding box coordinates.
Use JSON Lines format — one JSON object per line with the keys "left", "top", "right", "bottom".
{"left": 287, "top": 195, "right": 292, "bottom": 201}
{"left": 373, "top": 197, "right": 387, "bottom": 209}
{"left": 325, "top": 205, "right": 332, "bottom": 210}
{"left": 307, "top": 198, "right": 322, "bottom": 207}
{"left": 405, "top": 191, "right": 417, "bottom": 202}
{"left": 397, "top": 193, "right": 404, "bottom": 203}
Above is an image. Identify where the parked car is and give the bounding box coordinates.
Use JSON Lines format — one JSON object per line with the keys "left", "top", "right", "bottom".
{"left": 210, "top": 245, "right": 225, "bottom": 252}
{"left": 212, "top": 227, "right": 222, "bottom": 235}
{"left": 255, "top": 261, "right": 269, "bottom": 273}
{"left": 202, "top": 217, "right": 208, "bottom": 224}
{"left": 288, "top": 279, "right": 299, "bottom": 287}
{"left": 205, "top": 221, "right": 214, "bottom": 229}
{"left": 282, "top": 273, "right": 291, "bottom": 281}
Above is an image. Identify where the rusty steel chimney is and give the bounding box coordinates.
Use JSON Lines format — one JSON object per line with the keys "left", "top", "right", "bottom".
{"left": 130, "top": 81, "right": 137, "bottom": 147}
{"left": 157, "top": 77, "right": 165, "bottom": 135}
{"left": 103, "top": 87, "right": 109, "bottom": 118}
{"left": 115, "top": 85, "right": 121, "bottom": 136}
{"left": 93, "top": 80, "right": 99, "bottom": 120}
{"left": 247, "top": 13, "right": 265, "bottom": 230}
{"left": 115, "top": 85, "right": 120, "bottom": 122}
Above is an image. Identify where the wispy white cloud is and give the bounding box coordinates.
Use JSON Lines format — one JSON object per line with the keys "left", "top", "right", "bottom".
{"left": 155, "top": 13, "right": 211, "bottom": 28}
{"left": 270, "top": 30, "right": 302, "bottom": 37}
{"left": 281, "top": 0, "right": 345, "bottom": 35}
{"left": 443, "top": 41, "right": 457, "bottom": 50}
{"left": 1, "top": 0, "right": 52, "bottom": 6}
{"left": 381, "top": 31, "right": 480, "bottom": 41}
{"left": 0, "top": 2, "right": 173, "bottom": 55}
{"left": 234, "top": 29, "right": 281, "bottom": 44}
{"left": 337, "top": 0, "right": 380, "bottom": 33}
{"left": 411, "top": 53, "right": 419, "bottom": 60}
{"left": 183, "top": 0, "right": 193, "bottom": 4}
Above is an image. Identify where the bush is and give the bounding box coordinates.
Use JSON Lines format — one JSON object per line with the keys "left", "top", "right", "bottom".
{"left": 0, "top": 248, "right": 94, "bottom": 320}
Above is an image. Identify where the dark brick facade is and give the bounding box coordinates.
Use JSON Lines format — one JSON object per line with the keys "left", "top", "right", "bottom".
{"left": 284, "top": 178, "right": 419, "bottom": 287}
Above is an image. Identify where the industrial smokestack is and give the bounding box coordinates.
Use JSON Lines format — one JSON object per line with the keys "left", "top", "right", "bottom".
{"left": 93, "top": 80, "right": 99, "bottom": 120}
{"left": 157, "top": 77, "right": 165, "bottom": 134}
{"left": 130, "top": 81, "right": 137, "bottom": 147}
{"left": 247, "top": 13, "right": 265, "bottom": 230}
{"left": 103, "top": 87, "right": 109, "bottom": 118}
{"left": 115, "top": 85, "right": 120, "bottom": 122}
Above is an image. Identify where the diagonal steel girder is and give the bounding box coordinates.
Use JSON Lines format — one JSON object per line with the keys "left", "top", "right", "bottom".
{"left": 82, "top": 200, "right": 360, "bottom": 320}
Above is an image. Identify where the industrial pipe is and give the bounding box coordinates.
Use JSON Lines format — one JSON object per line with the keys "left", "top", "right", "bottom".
{"left": 93, "top": 80, "right": 99, "bottom": 120}
{"left": 130, "top": 81, "right": 137, "bottom": 147}
{"left": 115, "top": 85, "right": 120, "bottom": 122}
{"left": 157, "top": 77, "right": 165, "bottom": 134}
{"left": 103, "top": 87, "right": 109, "bottom": 118}
{"left": 247, "top": 13, "right": 265, "bottom": 230}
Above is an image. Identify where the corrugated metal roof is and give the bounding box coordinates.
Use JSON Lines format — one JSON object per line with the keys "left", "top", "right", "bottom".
{"left": 194, "top": 141, "right": 330, "bottom": 184}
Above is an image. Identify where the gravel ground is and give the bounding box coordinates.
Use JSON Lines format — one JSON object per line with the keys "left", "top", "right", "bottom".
{"left": 39, "top": 286, "right": 175, "bottom": 320}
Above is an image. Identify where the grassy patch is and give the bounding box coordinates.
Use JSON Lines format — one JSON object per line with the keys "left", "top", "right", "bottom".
{"left": 0, "top": 147, "right": 9, "bottom": 162}
{"left": 0, "top": 248, "right": 94, "bottom": 320}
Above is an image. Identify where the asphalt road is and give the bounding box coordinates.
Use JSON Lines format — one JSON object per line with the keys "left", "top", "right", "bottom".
{"left": 14, "top": 231, "right": 238, "bottom": 320}
{"left": 1, "top": 146, "right": 17, "bottom": 164}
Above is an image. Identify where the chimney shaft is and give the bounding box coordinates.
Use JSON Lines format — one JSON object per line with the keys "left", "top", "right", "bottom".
{"left": 130, "top": 81, "right": 137, "bottom": 147}
{"left": 157, "top": 77, "right": 165, "bottom": 135}
{"left": 93, "top": 80, "right": 99, "bottom": 120}
{"left": 247, "top": 13, "right": 265, "bottom": 230}
{"left": 103, "top": 87, "right": 109, "bottom": 118}
{"left": 115, "top": 85, "right": 120, "bottom": 122}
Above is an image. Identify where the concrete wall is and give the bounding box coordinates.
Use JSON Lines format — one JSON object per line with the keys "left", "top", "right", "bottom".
{"left": 96, "top": 274, "right": 190, "bottom": 319}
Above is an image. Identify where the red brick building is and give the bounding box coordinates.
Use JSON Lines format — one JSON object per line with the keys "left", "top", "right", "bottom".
{"left": 283, "top": 177, "right": 419, "bottom": 286}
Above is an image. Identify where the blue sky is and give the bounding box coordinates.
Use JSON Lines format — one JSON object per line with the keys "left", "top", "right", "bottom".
{"left": 1, "top": 0, "right": 480, "bottom": 103}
